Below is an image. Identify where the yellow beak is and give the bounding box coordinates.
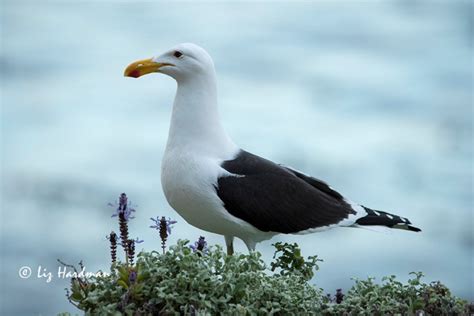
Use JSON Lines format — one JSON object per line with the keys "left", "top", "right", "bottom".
{"left": 123, "top": 58, "right": 173, "bottom": 78}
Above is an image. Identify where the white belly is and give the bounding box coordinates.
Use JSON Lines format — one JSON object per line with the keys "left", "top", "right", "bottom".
{"left": 161, "top": 148, "right": 260, "bottom": 238}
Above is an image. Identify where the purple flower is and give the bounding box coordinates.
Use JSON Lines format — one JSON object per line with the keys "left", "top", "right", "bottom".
{"left": 150, "top": 216, "right": 177, "bottom": 235}
{"left": 190, "top": 236, "right": 208, "bottom": 253}
{"left": 107, "top": 231, "right": 118, "bottom": 264}
{"left": 133, "top": 237, "right": 144, "bottom": 244}
{"left": 128, "top": 270, "right": 137, "bottom": 284}
{"left": 126, "top": 239, "right": 136, "bottom": 265}
{"left": 119, "top": 237, "right": 143, "bottom": 246}
{"left": 150, "top": 216, "right": 177, "bottom": 254}
{"left": 335, "top": 288, "right": 344, "bottom": 304}
{"left": 109, "top": 193, "right": 136, "bottom": 221}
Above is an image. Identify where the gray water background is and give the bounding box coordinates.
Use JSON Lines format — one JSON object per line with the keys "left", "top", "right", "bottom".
{"left": 1, "top": 1, "right": 472, "bottom": 314}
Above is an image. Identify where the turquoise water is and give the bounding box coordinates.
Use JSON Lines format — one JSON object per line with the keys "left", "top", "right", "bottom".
{"left": 1, "top": 1, "right": 472, "bottom": 314}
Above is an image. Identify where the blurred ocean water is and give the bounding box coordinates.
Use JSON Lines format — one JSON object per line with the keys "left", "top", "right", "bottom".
{"left": 1, "top": 1, "right": 472, "bottom": 314}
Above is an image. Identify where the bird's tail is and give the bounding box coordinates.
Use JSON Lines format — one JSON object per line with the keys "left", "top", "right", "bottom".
{"left": 355, "top": 206, "right": 421, "bottom": 232}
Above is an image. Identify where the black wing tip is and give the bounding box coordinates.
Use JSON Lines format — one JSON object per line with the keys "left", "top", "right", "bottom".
{"left": 407, "top": 225, "right": 422, "bottom": 232}
{"left": 358, "top": 205, "right": 421, "bottom": 232}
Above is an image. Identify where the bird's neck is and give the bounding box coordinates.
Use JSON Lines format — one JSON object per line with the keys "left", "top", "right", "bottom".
{"left": 166, "top": 73, "right": 236, "bottom": 158}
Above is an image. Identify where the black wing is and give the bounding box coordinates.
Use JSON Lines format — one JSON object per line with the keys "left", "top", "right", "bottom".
{"left": 215, "top": 150, "right": 356, "bottom": 233}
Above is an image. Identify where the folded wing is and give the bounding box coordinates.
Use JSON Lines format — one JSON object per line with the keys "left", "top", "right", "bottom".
{"left": 215, "top": 150, "right": 357, "bottom": 233}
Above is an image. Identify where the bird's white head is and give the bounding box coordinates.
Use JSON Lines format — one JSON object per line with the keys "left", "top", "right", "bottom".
{"left": 124, "top": 43, "right": 215, "bottom": 82}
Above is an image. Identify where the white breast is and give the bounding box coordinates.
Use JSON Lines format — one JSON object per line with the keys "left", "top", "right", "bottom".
{"left": 159, "top": 70, "right": 274, "bottom": 242}
{"left": 161, "top": 146, "right": 255, "bottom": 237}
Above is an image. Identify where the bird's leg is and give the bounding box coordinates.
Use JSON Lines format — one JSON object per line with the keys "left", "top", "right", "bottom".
{"left": 224, "top": 235, "right": 234, "bottom": 255}
{"left": 244, "top": 240, "right": 256, "bottom": 253}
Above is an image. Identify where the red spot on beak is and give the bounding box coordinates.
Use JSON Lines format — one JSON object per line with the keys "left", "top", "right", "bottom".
{"left": 128, "top": 69, "right": 141, "bottom": 78}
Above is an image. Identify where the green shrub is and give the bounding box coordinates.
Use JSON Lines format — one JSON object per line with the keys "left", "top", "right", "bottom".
{"left": 324, "top": 272, "right": 469, "bottom": 315}
{"left": 62, "top": 241, "right": 469, "bottom": 315}
{"left": 59, "top": 193, "right": 470, "bottom": 315}
{"left": 64, "top": 241, "right": 324, "bottom": 315}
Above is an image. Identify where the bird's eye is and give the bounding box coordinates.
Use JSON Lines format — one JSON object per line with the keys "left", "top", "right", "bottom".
{"left": 173, "top": 51, "right": 183, "bottom": 58}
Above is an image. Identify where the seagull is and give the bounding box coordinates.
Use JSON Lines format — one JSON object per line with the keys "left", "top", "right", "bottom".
{"left": 124, "top": 43, "right": 421, "bottom": 255}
